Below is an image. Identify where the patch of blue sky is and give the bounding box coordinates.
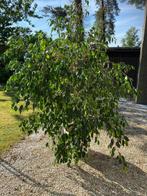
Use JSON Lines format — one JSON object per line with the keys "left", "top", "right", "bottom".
{"left": 115, "top": 3, "right": 144, "bottom": 46}
{"left": 15, "top": 0, "right": 144, "bottom": 46}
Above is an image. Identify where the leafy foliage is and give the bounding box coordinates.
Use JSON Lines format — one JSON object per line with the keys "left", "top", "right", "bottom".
{"left": 42, "top": 0, "right": 85, "bottom": 42}
{"left": 0, "top": 67, "right": 12, "bottom": 84}
{"left": 0, "top": 28, "right": 33, "bottom": 84}
{"left": 121, "top": 26, "right": 141, "bottom": 47}
{"left": 43, "top": 4, "right": 72, "bottom": 38}
{"left": 0, "top": 0, "right": 39, "bottom": 44}
{"left": 5, "top": 0, "right": 135, "bottom": 166}
{"left": 43, "top": 6, "right": 67, "bottom": 18}
{"left": 0, "top": 0, "right": 39, "bottom": 84}
{"left": 6, "top": 28, "right": 135, "bottom": 166}
{"left": 120, "top": 0, "right": 145, "bottom": 9}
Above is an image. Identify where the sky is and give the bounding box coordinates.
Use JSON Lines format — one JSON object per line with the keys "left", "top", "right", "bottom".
{"left": 18, "top": 0, "right": 144, "bottom": 46}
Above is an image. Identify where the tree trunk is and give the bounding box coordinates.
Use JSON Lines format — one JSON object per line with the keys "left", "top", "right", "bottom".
{"left": 136, "top": 1, "right": 147, "bottom": 104}
{"left": 74, "top": 0, "right": 84, "bottom": 42}
{"left": 101, "top": 0, "right": 106, "bottom": 42}
{"left": 95, "top": 0, "right": 106, "bottom": 43}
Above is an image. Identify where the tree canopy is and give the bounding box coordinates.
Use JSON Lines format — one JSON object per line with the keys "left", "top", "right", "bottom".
{"left": 120, "top": 0, "right": 145, "bottom": 9}
{"left": 0, "top": 0, "right": 38, "bottom": 44}
{"left": 95, "top": 0, "right": 120, "bottom": 43}
{"left": 121, "top": 27, "right": 141, "bottom": 47}
{"left": 42, "top": 0, "right": 84, "bottom": 42}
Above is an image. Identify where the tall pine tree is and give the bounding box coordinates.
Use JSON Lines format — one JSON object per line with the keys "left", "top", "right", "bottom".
{"left": 95, "top": 0, "right": 120, "bottom": 43}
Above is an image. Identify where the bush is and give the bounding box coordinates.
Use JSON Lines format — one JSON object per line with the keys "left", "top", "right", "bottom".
{"left": 6, "top": 31, "right": 135, "bottom": 166}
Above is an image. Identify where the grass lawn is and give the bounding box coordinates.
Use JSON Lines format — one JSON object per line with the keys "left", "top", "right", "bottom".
{"left": 0, "top": 87, "right": 31, "bottom": 154}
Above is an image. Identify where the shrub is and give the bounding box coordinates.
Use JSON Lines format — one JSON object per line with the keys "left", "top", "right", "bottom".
{"left": 6, "top": 31, "right": 135, "bottom": 166}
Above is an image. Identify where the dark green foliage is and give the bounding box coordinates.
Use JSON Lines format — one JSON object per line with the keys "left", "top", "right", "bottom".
{"left": 0, "top": 67, "right": 12, "bottom": 84}
{"left": 0, "top": 0, "right": 39, "bottom": 84}
{"left": 120, "top": 0, "right": 145, "bottom": 9}
{"left": 0, "top": 28, "right": 32, "bottom": 84}
{"left": 42, "top": 6, "right": 67, "bottom": 18}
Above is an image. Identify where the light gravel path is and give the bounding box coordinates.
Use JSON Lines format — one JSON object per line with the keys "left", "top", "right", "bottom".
{"left": 0, "top": 100, "right": 147, "bottom": 196}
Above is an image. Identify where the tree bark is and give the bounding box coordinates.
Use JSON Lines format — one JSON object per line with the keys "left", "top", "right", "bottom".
{"left": 136, "top": 1, "right": 147, "bottom": 104}
{"left": 101, "top": 0, "right": 106, "bottom": 42}
{"left": 74, "top": 0, "right": 84, "bottom": 42}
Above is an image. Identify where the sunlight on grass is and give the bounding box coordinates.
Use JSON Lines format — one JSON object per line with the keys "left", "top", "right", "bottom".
{"left": 0, "top": 88, "right": 31, "bottom": 154}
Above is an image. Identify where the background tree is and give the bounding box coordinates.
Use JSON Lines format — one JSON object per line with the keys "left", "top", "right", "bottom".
{"left": 42, "top": 5, "right": 68, "bottom": 34}
{"left": 121, "top": 0, "right": 147, "bottom": 105}
{"left": 121, "top": 0, "right": 145, "bottom": 9}
{"left": 121, "top": 27, "right": 141, "bottom": 47}
{"left": 0, "top": 27, "right": 32, "bottom": 84}
{"left": 0, "top": 0, "right": 39, "bottom": 44}
{"left": 42, "top": 0, "right": 84, "bottom": 42}
{"left": 95, "top": 0, "right": 120, "bottom": 43}
{"left": 0, "top": 0, "right": 39, "bottom": 84}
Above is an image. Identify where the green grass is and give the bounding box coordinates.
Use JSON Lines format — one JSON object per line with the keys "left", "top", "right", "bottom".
{"left": 0, "top": 87, "right": 31, "bottom": 154}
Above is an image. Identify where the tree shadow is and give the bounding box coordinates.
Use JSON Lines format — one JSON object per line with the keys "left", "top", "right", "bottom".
{"left": 127, "top": 125, "right": 147, "bottom": 154}
{"left": 126, "top": 126, "right": 147, "bottom": 136}
{"left": 69, "top": 150, "right": 147, "bottom": 195}
{"left": 4, "top": 90, "right": 14, "bottom": 98}
{"left": 0, "top": 98, "right": 11, "bottom": 102}
{"left": 0, "top": 158, "right": 75, "bottom": 196}
{"left": 140, "top": 142, "right": 147, "bottom": 154}
{"left": 13, "top": 114, "right": 25, "bottom": 122}
{"left": 0, "top": 86, "right": 12, "bottom": 102}
{"left": 120, "top": 101, "right": 147, "bottom": 154}
{"left": 0, "top": 85, "right": 4, "bottom": 91}
{"left": 120, "top": 100, "right": 147, "bottom": 127}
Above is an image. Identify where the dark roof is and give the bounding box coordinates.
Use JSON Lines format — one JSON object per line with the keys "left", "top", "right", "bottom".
{"left": 108, "top": 47, "right": 140, "bottom": 53}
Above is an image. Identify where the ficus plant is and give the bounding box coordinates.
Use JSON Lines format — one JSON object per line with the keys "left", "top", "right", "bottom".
{"left": 5, "top": 3, "right": 135, "bottom": 167}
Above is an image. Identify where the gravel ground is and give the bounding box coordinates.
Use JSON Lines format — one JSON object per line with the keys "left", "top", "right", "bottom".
{"left": 0, "top": 100, "right": 147, "bottom": 196}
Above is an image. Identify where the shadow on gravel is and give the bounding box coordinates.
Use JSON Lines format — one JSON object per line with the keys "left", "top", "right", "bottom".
{"left": 120, "top": 101, "right": 147, "bottom": 127}
{"left": 120, "top": 101, "right": 147, "bottom": 155}
{"left": 0, "top": 158, "right": 75, "bottom": 196}
{"left": 70, "top": 150, "right": 147, "bottom": 196}
{"left": 127, "top": 126, "right": 147, "bottom": 136}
